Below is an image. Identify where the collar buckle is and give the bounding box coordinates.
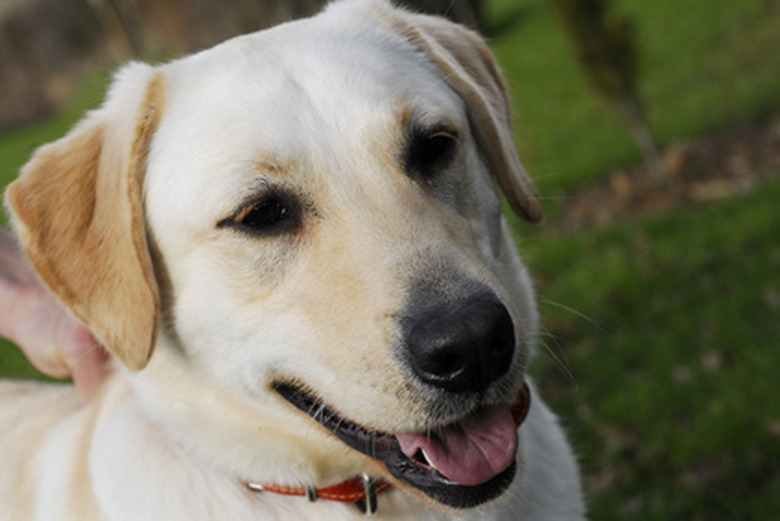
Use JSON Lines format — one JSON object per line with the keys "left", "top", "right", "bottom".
{"left": 247, "top": 473, "right": 387, "bottom": 516}
{"left": 353, "top": 474, "right": 378, "bottom": 515}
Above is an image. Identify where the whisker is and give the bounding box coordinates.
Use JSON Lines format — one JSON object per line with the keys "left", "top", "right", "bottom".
{"left": 538, "top": 297, "right": 604, "bottom": 333}
{"left": 535, "top": 328, "right": 578, "bottom": 389}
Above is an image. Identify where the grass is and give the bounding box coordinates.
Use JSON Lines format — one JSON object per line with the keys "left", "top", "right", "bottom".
{"left": 1, "top": 0, "right": 779, "bottom": 518}
{"left": 524, "top": 181, "right": 780, "bottom": 519}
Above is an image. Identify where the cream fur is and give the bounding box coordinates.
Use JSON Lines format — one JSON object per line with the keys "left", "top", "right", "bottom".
{"left": 1, "top": 1, "right": 584, "bottom": 519}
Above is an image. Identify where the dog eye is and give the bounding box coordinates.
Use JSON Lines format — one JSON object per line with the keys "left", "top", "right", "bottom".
{"left": 406, "top": 130, "right": 458, "bottom": 177}
{"left": 225, "top": 195, "right": 301, "bottom": 236}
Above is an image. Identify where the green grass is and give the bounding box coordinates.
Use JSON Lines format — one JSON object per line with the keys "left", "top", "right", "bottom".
{"left": 0, "top": 339, "right": 41, "bottom": 378}
{"left": 524, "top": 180, "right": 780, "bottom": 519}
{"left": 1, "top": 0, "right": 780, "bottom": 518}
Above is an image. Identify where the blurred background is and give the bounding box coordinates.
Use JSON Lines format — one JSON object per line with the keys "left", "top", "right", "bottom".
{"left": 0, "top": 0, "right": 778, "bottom": 518}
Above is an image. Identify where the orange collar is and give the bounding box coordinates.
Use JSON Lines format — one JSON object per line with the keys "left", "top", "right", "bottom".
{"left": 247, "top": 474, "right": 392, "bottom": 515}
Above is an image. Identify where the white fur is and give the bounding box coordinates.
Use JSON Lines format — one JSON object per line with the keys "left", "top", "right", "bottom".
{"left": 0, "top": 1, "right": 585, "bottom": 519}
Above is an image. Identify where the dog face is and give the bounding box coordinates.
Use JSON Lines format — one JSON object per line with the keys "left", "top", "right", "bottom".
{"left": 6, "top": 0, "right": 542, "bottom": 511}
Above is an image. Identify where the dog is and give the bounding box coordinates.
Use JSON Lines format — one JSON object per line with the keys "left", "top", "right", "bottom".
{"left": 0, "top": 1, "right": 584, "bottom": 519}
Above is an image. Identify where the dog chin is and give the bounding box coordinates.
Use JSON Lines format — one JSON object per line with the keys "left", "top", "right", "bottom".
{"left": 128, "top": 348, "right": 360, "bottom": 485}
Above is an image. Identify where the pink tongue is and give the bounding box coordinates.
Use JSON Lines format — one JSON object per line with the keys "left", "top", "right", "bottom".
{"left": 395, "top": 404, "right": 518, "bottom": 486}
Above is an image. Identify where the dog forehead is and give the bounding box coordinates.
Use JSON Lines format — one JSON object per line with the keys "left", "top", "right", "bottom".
{"left": 160, "top": 11, "right": 459, "bottom": 134}
{"left": 145, "top": 12, "right": 465, "bottom": 225}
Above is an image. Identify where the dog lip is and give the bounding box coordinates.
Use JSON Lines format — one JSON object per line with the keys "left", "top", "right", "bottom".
{"left": 272, "top": 382, "right": 522, "bottom": 508}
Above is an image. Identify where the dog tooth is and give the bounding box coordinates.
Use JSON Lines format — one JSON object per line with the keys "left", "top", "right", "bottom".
{"left": 421, "top": 449, "right": 438, "bottom": 470}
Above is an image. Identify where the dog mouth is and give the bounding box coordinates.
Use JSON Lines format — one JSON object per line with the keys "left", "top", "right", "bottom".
{"left": 272, "top": 382, "right": 531, "bottom": 509}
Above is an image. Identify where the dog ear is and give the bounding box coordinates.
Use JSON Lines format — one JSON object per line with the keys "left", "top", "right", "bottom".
{"left": 389, "top": 9, "right": 544, "bottom": 223}
{"left": 4, "top": 63, "right": 164, "bottom": 371}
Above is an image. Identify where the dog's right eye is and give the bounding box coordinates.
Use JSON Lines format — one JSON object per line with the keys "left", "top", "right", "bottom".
{"left": 220, "top": 194, "right": 301, "bottom": 236}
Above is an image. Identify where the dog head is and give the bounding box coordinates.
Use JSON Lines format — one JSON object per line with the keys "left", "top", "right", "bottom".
{"left": 6, "top": 0, "right": 542, "bottom": 511}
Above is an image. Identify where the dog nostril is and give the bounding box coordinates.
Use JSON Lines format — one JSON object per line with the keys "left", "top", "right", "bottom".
{"left": 435, "top": 353, "right": 464, "bottom": 376}
{"left": 413, "top": 342, "right": 467, "bottom": 383}
{"left": 403, "top": 293, "right": 515, "bottom": 393}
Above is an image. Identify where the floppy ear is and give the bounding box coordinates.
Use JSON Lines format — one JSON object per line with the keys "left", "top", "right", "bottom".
{"left": 388, "top": 7, "right": 544, "bottom": 223}
{"left": 4, "top": 63, "right": 164, "bottom": 371}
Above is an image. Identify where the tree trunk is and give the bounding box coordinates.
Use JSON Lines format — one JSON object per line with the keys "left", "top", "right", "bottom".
{"left": 621, "top": 97, "right": 665, "bottom": 181}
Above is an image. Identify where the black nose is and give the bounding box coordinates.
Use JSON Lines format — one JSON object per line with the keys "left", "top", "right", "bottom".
{"left": 403, "top": 293, "right": 515, "bottom": 393}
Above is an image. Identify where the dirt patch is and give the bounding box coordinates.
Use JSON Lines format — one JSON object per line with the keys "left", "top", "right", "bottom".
{"left": 554, "top": 116, "right": 780, "bottom": 231}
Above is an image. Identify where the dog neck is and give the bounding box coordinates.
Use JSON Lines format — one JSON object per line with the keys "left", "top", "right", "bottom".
{"left": 246, "top": 474, "right": 392, "bottom": 515}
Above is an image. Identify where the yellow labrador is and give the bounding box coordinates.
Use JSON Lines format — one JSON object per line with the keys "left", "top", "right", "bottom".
{"left": 0, "top": 1, "right": 584, "bottom": 519}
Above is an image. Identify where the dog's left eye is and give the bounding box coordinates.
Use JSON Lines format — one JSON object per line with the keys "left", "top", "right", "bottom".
{"left": 222, "top": 194, "right": 301, "bottom": 236}
{"left": 406, "top": 130, "right": 459, "bottom": 177}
